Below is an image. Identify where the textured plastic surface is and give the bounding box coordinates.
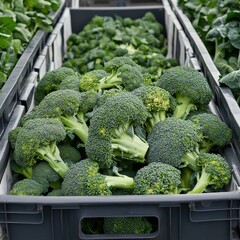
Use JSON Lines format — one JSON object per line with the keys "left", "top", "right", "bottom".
{"left": 0, "top": 3, "right": 239, "bottom": 240}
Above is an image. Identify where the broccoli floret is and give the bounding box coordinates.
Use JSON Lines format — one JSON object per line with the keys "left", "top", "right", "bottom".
{"left": 62, "top": 159, "right": 134, "bottom": 196}
{"left": 8, "top": 127, "right": 21, "bottom": 149}
{"left": 22, "top": 90, "right": 99, "bottom": 143}
{"left": 132, "top": 86, "right": 172, "bottom": 132}
{"left": 180, "top": 167, "right": 195, "bottom": 192}
{"left": 188, "top": 153, "right": 232, "bottom": 194}
{"left": 147, "top": 117, "right": 202, "bottom": 171}
{"left": 156, "top": 66, "right": 212, "bottom": 119}
{"left": 96, "top": 89, "right": 123, "bottom": 107}
{"left": 86, "top": 92, "right": 149, "bottom": 168}
{"left": 10, "top": 160, "right": 32, "bottom": 179}
{"left": 10, "top": 179, "right": 44, "bottom": 196}
{"left": 134, "top": 162, "right": 181, "bottom": 195}
{"left": 58, "top": 144, "right": 81, "bottom": 166}
{"left": 103, "top": 217, "right": 153, "bottom": 234}
{"left": 14, "top": 118, "right": 68, "bottom": 178}
{"left": 79, "top": 57, "right": 143, "bottom": 92}
{"left": 32, "top": 162, "right": 61, "bottom": 193}
{"left": 35, "top": 67, "right": 77, "bottom": 104}
{"left": 47, "top": 189, "right": 63, "bottom": 196}
{"left": 58, "top": 74, "right": 81, "bottom": 91}
{"left": 189, "top": 113, "right": 232, "bottom": 153}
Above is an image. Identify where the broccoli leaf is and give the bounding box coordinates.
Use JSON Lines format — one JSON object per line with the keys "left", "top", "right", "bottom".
{"left": 219, "top": 69, "right": 240, "bottom": 89}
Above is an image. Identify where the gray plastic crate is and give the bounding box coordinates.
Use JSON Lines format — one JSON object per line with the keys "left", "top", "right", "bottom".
{"left": 0, "top": 3, "right": 239, "bottom": 240}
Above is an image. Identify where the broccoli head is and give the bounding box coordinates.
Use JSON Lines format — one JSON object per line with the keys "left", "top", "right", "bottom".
{"left": 147, "top": 117, "right": 202, "bottom": 171}
{"left": 58, "top": 144, "right": 81, "bottom": 166}
{"left": 103, "top": 217, "right": 153, "bottom": 234}
{"left": 10, "top": 160, "right": 32, "bottom": 179}
{"left": 188, "top": 153, "right": 232, "bottom": 194}
{"left": 32, "top": 162, "right": 61, "bottom": 193}
{"left": 156, "top": 66, "right": 212, "bottom": 119}
{"left": 10, "top": 179, "right": 44, "bottom": 196}
{"left": 35, "top": 67, "right": 77, "bottom": 104}
{"left": 189, "top": 113, "right": 232, "bottom": 153}
{"left": 86, "top": 92, "right": 149, "bottom": 168}
{"left": 79, "top": 57, "right": 143, "bottom": 92}
{"left": 22, "top": 90, "right": 99, "bottom": 143}
{"left": 62, "top": 159, "right": 134, "bottom": 196}
{"left": 14, "top": 118, "right": 68, "bottom": 178}
{"left": 132, "top": 86, "right": 173, "bottom": 132}
{"left": 134, "top": 162, "right": 182, "bottom": 195}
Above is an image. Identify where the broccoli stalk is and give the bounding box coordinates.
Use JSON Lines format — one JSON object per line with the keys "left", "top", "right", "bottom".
{"left": 35, "top": 142, "right": 68, "bottom": 178}
{"left": 173, "top": 94, "right": 197, "bottom": 119}
{"left": 111, "top": 123, "right": 149, "bottom": 162}
{"left": 60, "top": 114, "right": 89, "bottom": 144}
{"left": 103, "top": 167, "right": 134, "bottom": 190}
{"left": 180, "top": 150, "right": 200, "bottom": 172}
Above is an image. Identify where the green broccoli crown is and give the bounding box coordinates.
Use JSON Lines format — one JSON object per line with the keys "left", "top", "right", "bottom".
{"left": 79, "top": 70, "right": 109, "bottom": 91}
{"left": 146, "top": 117, "right": 201, "bottom": 170}
{"left": 86, "top": 92, "right": 149, "bottom": 168}
{"left": 24, "top": 89, "right": 97, "bottom": 143}
{"left": 8, "top": 127, "right": 21, "bottom": 149}
{"left": 58, "top": 74, "right": 81, "bottom": 91}
{"left": 104, "top": 56, "right": 142, "bottom": 73}
{"left": 62, "top": 159, "right": 99, "bottom": 196}
{"left": 14, "top": 118, "right": 68, "bottom": 177}
{"left": 35, "top": 67, "right": 76, "bottom": 104}
{"left": 32, "top": 162, "right": 61, "bottom": 193}
{"left": 190, "top": 113, "right": 232, "bottom": 152}
{"left": 62, "top": 159, "right": 134, "bottom": 196}
{"left": 58, "top": 144, "right": 81, "bottom": 165}
{"left": 10, "top": 179, "right": 44, "bottom": 196}
{"left": 47, "top": 189, "right": 63, "bottom": 196}
{"left": 189, "top": 153, "right": 232, "bottom": 193}
{"left": 156, "top": 66, "right": 212, "bottom": 119}
{"left": 103, "top": 217, "right": 153, "bottom": 234}
{"left": 132, "top": 86, "right": 171, "bottom": 113}
{"left": 97, "top": 89, "right": 123, "bottom": 107}
{"left": 134, "top": 162, "right": 181, "bottom": 195}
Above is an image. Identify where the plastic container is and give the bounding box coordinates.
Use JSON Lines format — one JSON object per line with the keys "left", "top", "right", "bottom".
{"left": 0, "top": 3, "right": 240, "bottom": 240}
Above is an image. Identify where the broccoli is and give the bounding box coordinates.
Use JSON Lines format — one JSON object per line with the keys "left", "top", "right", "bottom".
{"left": 10, "top": 160, "right": 32, "bottom": 179}
{"left": 79, "top": 57, "right": 143, "bottom": 92}
{"left": 180, "top": 167, "right": 195, "bottom": 192}
{"left": 8, "top": 127, "right": 21, "bottom": 149}
{"left": 134, "top": 162, "right": 182, "bottom": 195}
{"left": 156, "top": 66, "right": 212, "bottom": 119}
{"left": 10, "top": 179, "right": 44, "bottom": 196}
{"left": 22, "top": 90, "right": 99, "bottom": 143}
{"left": 62, "top": 159, "right": 134, "bottom": 196}
{"left": 189, "top": 113, "right": 232, "bottom": 153}
{"left": 132, "top": 86, "right": 173, "bottom": 132}
{"left": 86, "top": 92, "right": 149, "bottom": 168}
{"left": 58, "top": 144, "right": 81, "bottom": 166}
{"left": 14, "top": 118, "right": 68, "bottom": 178}
{"left": 103, "top": 217, "right": 153, "bottom": 234}
{"left": 146, "top": 117, "right": 202, "bottom": 171}
{"left": 47, "top": 189, "right": 63, "bottom": 196}
{"left": 58, "top": 74, "right": 81, "bottom": 91}
{"left": 35, "top": 67, "right": 78, "bottom": 104}
{"left": 32, "top": 162, "right": 61, "bottom": 193}
{"left": 188, "top": 153, "right": 232, "bottom": 194}
{"left": 96, "top": 89, "right": 123, "bottom": 107}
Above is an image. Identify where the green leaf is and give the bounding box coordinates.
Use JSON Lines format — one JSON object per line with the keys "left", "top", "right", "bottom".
{"left": 0, "top": 71, "right": 7, "bottom": 89}
{"left": 219, "top": 69, "right": 240, "bottom": 89}
{"left": 0, "top": 16, "right": 16, "bottom": 32}
{"left": 228, "top": 28, "right": 240, "bottom": 49}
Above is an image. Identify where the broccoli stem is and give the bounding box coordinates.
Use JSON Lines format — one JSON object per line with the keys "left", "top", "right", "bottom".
{"left": 146, "top": 111, "right": 166, "bottom": 133}
{"left": 98, "top": 73, "right": 122, "bottom": 90}
{"left": 174, "top": 94, "right": 197, "bottom": 119}
{"left": 104, "top": 175, "right": 134, "bottom": 190}
{"left": 60, "top": 114, "right": 88, "bottom": 143}
{"left": 111, "top": 124, "right": 149, "bottom": 163}
{"left": 180, "top": 151, "right": 200, "bottom": 172}
{"left": 188, "top": 168, "right": 211, "bottom": 194}
{"left": 36, "top": 142, "right": 68, "bottom": 178}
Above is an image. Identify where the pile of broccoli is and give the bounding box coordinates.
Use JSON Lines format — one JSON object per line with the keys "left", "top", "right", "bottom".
{"left": 9, "top": 61, "right": 232, "bottom": 198}
{"left": 7, "top": 12, "right": 234, "bottom": 235}
{"left": 62, "top": 12, "right": 178, "bottom": 82}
